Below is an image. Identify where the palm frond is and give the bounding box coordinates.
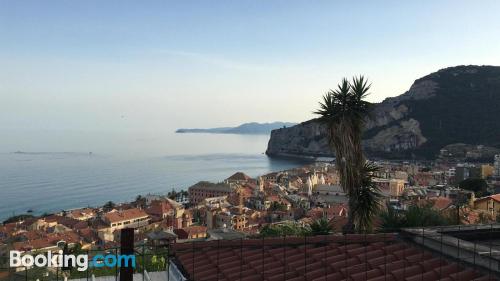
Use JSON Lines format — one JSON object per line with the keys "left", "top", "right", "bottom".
{"left": 353, "top": 161, "right": 383, "bottom": 233}
{"left": 314, "top": 75, "right": 375, "bottom": 233}
{"left": 310, "top": 218, "right": 332, "bottom": 235}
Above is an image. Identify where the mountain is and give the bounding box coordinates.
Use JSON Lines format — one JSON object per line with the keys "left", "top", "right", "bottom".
{"left": 176, "top": 122, "right": 297, "bottom": 135}
{"left": 266, "top": 65, "right": 500, "bottom": 160}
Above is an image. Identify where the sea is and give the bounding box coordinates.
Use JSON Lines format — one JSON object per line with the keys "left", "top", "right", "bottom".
{"left": 0, "top": 130, "right": 307, "bottom": 221}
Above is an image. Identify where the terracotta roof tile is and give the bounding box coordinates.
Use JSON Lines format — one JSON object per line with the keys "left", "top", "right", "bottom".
{"left": 476, "top": 194, "right": 500, "bottom": 204}
{"left": 170, "top": 234, "right": 492, "bottom": 281}
{"left": 103, "top": 208, "right": 148, "bottom": 223}
{"left": 227, "top": 172, "right": 253, "bottom": 181}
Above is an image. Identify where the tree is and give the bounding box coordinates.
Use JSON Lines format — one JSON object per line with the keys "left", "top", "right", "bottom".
{"left": 315, "top": 76, "right": 373, "bottom": 233}
{"left": 478, "top": 212, "right": 493, "bottom": 224}
{"left": 352, "top": 162, "right": 383, "bottom": 233}
{"left": 458, "top": 178, "right": 489, "bottom": 197}
{"left": 379, "top": 204, "right": 403, "bottom": 231}
{"left": 3, "top": 214, "right": 34, "bottom": 224}
{"left": 259, "top": 222, "right": 310, "bottom": 237}
{"left": 269, "top": 201, "right": 288, "bottom": 212}
{"left": 167, "top": 189, "right": 178, "bottom": 200}
{"left": 380, "top": 203, "right": 451, "bottom": 231}
{"left": 310, "top": 218, "right": 332, "bottom": 235}
{"left": 134, "top": 195, "right": 147, "bottom": 209}
{"left": 103, "top": 201, "right": 115, "bottom": 212}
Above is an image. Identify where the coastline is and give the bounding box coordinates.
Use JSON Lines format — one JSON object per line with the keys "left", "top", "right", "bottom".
{"left": 0, "top": 152, "right": 308, "bottom": 222}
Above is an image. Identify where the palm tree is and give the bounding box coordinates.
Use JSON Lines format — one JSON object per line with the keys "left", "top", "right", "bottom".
{"left": 315, "top": 76, "right": 372, "bottom": 233}
{"left": 310, "top": 218, "right": 333, "bottom": 235}
{"left": 353, "top": 162, "right": 382, "bottom": 232}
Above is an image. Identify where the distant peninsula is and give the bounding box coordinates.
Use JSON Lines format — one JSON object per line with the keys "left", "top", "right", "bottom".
{"left": 176, "top": 122, "right": 297, "bottom": 135}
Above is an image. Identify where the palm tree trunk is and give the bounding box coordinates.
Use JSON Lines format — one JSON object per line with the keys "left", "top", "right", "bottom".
{"left": 330, "top": 121, "right": 365, "bottom": 234}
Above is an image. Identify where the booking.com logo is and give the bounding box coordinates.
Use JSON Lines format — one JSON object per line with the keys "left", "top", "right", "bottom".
{"left": 10, "top": 250, "right": 136, "bottom": 272}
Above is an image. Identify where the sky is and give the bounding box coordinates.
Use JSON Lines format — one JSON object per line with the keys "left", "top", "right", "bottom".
{"left": 1, "top": 0, "right": 500, "bottom": 134}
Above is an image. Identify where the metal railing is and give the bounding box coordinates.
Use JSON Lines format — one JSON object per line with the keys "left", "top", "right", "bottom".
{"left": 0, "top": 244, "right": 169, "bottom": 281}
{"left": 169, "top": 226, "right": 500, "bottom": 281}
{"left": 3, "top": 225, "right": 500, "bottom": 280}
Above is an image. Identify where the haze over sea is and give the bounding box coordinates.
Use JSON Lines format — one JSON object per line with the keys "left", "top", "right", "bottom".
{"left": 0, "top": 130, "right": 306, "bottom": 221}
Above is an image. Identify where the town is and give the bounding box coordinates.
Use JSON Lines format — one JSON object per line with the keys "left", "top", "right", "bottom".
{"left": 2, "top": 150, "right": 500, "bottom": 257}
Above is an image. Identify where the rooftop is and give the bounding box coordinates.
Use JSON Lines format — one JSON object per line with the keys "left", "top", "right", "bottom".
{"left": 170, "top": 233, "right": 495, "bottom": 281}
{"left": 188, "top": 181, "right": 233, "bottom": 192}
{"left": 227, "top": 172, "right": 253, "bottom": 182}
{"left": 103, "top": 208, "right": 149, "bottom": 223}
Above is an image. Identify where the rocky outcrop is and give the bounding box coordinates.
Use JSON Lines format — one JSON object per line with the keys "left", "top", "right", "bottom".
{"left": 266, "top": 121, "right": 331, "bottom": 158}
{"left": 363, "top": 119, "right": 427, "bottom": 153}
{"left": 266, "top": 65, "right": 500, "bottom": 159}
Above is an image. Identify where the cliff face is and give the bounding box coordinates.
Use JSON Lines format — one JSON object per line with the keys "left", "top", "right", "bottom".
{"left": 266, "top": 65, "right": 500, "bottom": 159}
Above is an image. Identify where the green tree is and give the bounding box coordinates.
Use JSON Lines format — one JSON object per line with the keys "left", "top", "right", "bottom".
{"left": 352, "top": 162, "right": 383, "bottom": 233}
{"left": 167, "top": 189, "right": 178, "bottom": 200}
{"left": 310, "top": 218, "right": 332, "bottom": 235}
{"left": 103, "top": 201, "right": 115, "bottom": 212}
{"left": 3, "top": 214, "right": 34, "bottom": 224}
{"left": 135, "top": 195, "right": 147, "bottom": 209}
{"left": 379, "top": 204, "right": 403, "bottom": 230}
{"left": 269, "top": 201, "right": 288, "bottom": 212}
{"left": 315, "top": 76, "right": 373, "bottom": 233}
{"left": 380, "top": 203, "right": 451, "bottom": 231}
{"left": 260, "top": 222, "right": 310, "bottom": 237}
{"left": 458, "top": 178, "right": 489, "bottom": 197}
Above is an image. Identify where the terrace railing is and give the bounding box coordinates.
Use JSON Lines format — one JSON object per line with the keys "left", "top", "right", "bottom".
{"left": 2, "top": 225, "right": 500, "bottom": 280}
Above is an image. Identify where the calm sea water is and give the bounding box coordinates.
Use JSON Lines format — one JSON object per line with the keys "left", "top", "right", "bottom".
{"left": 0, "top": 131, "right": 306, "bottom": 221}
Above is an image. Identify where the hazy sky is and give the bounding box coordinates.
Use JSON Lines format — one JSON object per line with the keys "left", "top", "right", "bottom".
{"left": 1, "top": 0, "right": 500, "bottom": 133}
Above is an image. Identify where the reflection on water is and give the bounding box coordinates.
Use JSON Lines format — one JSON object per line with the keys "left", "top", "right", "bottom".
{"left": 0, "top": 132, "right": 308, "bottom": 220}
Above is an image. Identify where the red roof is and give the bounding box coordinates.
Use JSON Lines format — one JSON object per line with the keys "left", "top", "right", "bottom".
{"left": 227, "top": 172, "right": 253, "bottom": 182}
{"left": 430, "top": 197, "right": 453, "bottom": 211}
{"left": 42, "top": 215, "right": 80, "bottom": 228}
{"left": 103, "top": 208, "right": 149, "bottom": 224}
{"left": 307, "top": 205, "right": 348, "bottom": 221}
{"left": 171, "top": 234, "right": 491, "bottom": 281}
{"left": 146, "top": 200, "right": 174, "bottom": 217}
{"left": 13, "top": 231, "right": 81, "bottom": 252}
{"left": 174, "top": 226, "right": 207, "bottom": 239}
{"left": 476, "top": 194, "right": 500, "bottom": 203}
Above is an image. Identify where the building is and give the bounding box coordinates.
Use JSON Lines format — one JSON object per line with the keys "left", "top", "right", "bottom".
{"left": 215, "top": 212, "right": 248, "bottom": 230}
{"left": 312, "top": 185, "right": 348, "bottom": 205}
{"left": 146, "top": 200, "right": 174, "bottom": 220}
{"left": 225, "top": 172, "right": 253, "bottom": 185}
{"left": 262, "top": 172, "right": 279, "bottom": 184}
{"left": 188, "top": 181, "right": 233, "bottom": 205}
{"left": 12, "top": 231, "right": 81, "bottom": 253}
{"left": 206, "top": 228, "right": 246, "bottom": 240}
{"left": 454, "top": 164, "right": 481, "bottom": 183}
{"left": 67, "top": 208, "right": 96, "bottom": 221}
{"left": 481, "top": 164, "right": 495, "bottom": 179}
{"left": 373, "top": 178, "right": 407, "bottom": 198}
{"left": 102, "top": 208, "right": 150, "bottom": 231}
{"left": 474, "top": 194, "right": 500, "bottom": 218}
{"left": 446, "top": 168, "right": 456, "bottom": 181}
{"left": 314, "top": 184, "right": 345, "bottom": 196}
{"left": 173, "top": 226, "right": 207, "bottom": 240}
{"left": 495, "top": 155, "right": 500, "bottom": 177}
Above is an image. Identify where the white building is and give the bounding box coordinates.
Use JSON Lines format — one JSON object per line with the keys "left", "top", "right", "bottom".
{"left": 494, "top": 155, "right": 500, "bottom": 177}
